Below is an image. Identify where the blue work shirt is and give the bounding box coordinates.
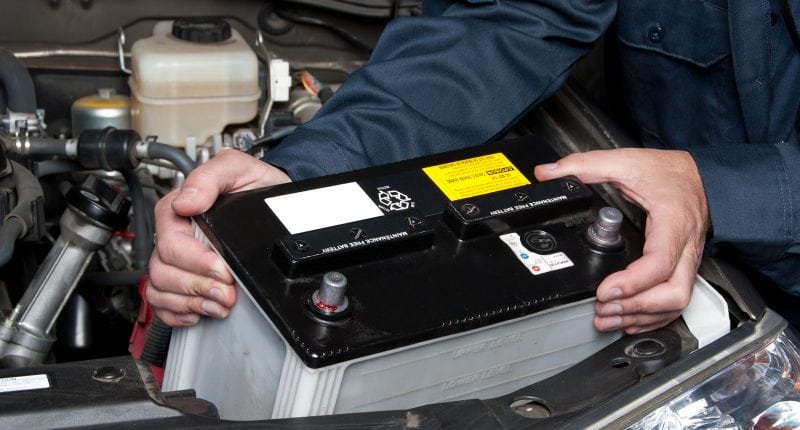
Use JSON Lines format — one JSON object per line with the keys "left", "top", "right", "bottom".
{"left": 264, "top": 0, "right": 800, "bottom": 295}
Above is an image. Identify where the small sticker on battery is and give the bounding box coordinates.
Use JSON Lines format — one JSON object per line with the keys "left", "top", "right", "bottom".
{"left": 422, "top": 153, "right": 531, "bottom": 201}
{"left": 499, "top": 232, "right": 573, "bottom": 276}
{"left": 0, "top": 374, "right": 50, "bottom": 394}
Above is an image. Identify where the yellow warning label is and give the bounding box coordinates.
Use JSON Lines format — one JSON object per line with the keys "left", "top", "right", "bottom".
{"left": 423, "top": 153, "right": 531, "bottom": 201}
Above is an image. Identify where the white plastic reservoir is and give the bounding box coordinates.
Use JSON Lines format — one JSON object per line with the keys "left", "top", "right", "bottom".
{"left": 129, "top": 18, "right": 260, "bottom": 147}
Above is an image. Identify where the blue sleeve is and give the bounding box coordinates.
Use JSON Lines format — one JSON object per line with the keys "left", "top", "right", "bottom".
{"left": 263, "top": 0, "right": 616, "bottom": 180}
{"left": 690, "top": 140, "right": 800, "bottom": 293}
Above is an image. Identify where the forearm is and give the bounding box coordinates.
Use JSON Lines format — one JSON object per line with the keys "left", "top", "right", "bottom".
{"left": 688, "top": 139, "right": 800, "bottom": 292}
{"left": 264, "top": 0, "right": 617, "bottom": 180}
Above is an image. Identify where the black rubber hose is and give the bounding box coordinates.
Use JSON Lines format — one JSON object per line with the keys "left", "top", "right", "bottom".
{"left": 78, "top": 269, "right": 148, "bottom": 288}
{"left": 0, "top": 161, "right": 43, "bottom": 267}
{"left": 0, "top": 48, "right": 37, "bottom": 113}
{"left": 1, "top": 136, "right": 69, "bottom": 157}
{"left": 246, "top": 125, "right": 297, "bottom": 154}
{"left": 22, "top": 137, "right": 69, "bottom": 156}
{"left": 258, "top": 2, "right": 294, "bottom": 35}
{"left": 141, "top": 318, "right": 172, "bottom": 368}
{"left": 0, "top": 217, "right": 24, "bottom": 267}
{"left": 147, "top": 142, "right": 196, "bottom": 176}
{"left": 274, "top": 8, "right": 374, "bottom": 53}
{"left": 122, "top": 169, "right": 151, "bottom": 270}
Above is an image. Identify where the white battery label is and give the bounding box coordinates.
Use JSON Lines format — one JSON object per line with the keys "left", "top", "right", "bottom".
{"left": 0, "top": 374, "right": 50, "bottom": 394}
{"left": 265, "top": 182, "right": 384, "bottom": 234}
{"left": 499, "top": 232, "right": 574, "bottom": 275}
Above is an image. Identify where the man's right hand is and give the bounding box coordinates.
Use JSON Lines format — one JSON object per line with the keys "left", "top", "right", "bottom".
{"left": 147, "top": 149, "right": 292, "bottom": 327}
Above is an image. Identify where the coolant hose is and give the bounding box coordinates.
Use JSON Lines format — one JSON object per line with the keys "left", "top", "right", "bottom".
{"left": 8, "top": 136, "right": 70, "bottom": 157}
{"left": 147, "top": 142, "right": 196, "bottom": 176}
{"left": 0, "top": 161, "right": 43, "bottom": 267}
{"left": 0, "top": 48, "right": 36, "bottom": 113}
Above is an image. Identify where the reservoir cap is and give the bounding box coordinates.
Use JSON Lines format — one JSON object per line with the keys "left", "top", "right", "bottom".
{"left": 172, "top": 17, "right": 232, "bottom": 43}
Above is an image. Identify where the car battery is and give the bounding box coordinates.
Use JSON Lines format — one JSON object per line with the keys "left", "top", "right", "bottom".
{"left": 162, "top": 136, "right": 645, "bottom": 420}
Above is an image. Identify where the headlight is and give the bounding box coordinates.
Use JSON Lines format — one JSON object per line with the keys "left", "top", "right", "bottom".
{"left": 627, "top": 332, "right": 800, "bottom": 429}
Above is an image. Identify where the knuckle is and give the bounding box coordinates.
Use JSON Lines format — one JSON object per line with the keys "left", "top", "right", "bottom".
{"left": 154, "top": 190, "right": 178, "bottom": 214}
{"left": 676, "top": 290, "right": 692, "bottom": 309}
{"left": 144, "top": 283, "right": 161, "bottom": 304}
{"left": 184, "top": 278, "right": 206, "bottom": 298}
{"left": 186, "top": 295, "right": 208, "bottom": 315}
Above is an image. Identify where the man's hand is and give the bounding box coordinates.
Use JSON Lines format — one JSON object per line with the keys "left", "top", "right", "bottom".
{"left": 147, "top": 150, "right": 291, "bottom": 327}
{"left": 534, "top": 148, "right": 709, "bottom": 334}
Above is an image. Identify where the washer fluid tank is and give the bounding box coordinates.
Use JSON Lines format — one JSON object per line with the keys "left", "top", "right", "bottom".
{"left": 129, "top": 18, "right": 260, "bottom": 147}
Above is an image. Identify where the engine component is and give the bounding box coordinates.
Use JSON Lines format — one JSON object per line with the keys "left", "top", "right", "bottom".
{"left": 129, "top": 18, "right": 260, "bottom": 147}
{"left": 71, "top": 88, "right": 131, "bottom": 137}
{"left": 0, "top": 160, "right": 44, "bottom": 267}
{"left": 0, "top": 143, "right": 11, "bottom": 221}
{"left": 163, "top": 136, "right": 644, "bottom": 420}
{"left": 0, "top": 48, "right": 36, "bottom": 114}
{"left": 77, "top": 128, "right": 139, "bottom": 172}
{"left": 0, "top": 175, "right": 130, "bottom": 368}
{"left": 1, "top": 110, "right": 45, "bottom": 135}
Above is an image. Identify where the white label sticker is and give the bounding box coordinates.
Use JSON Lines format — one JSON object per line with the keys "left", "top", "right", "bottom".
{"left": 499, "top": 232, "right": 574, "bottom": 275}
{"left": 0, "top": 374, "right": 50, "bottom": 394}
{"left": 265, "top": 182, "right": 384, "bottom": 234}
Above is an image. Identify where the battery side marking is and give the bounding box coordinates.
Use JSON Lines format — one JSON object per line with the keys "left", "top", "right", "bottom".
{"left": 422, "top": 153, "right": 531, "bottom": 201}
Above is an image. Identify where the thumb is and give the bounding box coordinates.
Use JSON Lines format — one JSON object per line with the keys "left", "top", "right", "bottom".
{"left": 171, "top": 185, "right": 213, "bottom": 216}
{"left": 171, "top": 150, "right": 259, "bottom": 216}
{"left": 533, "top": 162, "right": 563, "bottom": 181}
{"left": 534, "top": 150, "right": 638, "bottom": 185}
{"left": 172, "top": 150, "right": 291, "bottom": 216}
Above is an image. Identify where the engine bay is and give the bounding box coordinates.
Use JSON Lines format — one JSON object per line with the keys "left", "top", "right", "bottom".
{"left": 0, "top": 1, "right": 772, "bottom": 428}
{"left": 0, "top": 0, "right": 400, "bottom": 366}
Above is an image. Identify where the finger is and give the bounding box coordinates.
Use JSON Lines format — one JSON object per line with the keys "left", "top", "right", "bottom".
{"left": 594, "top": 310, "right": 681, "bottom": 332}
{"left": 596, "top": 281, "right": 690, "bottom": 318}
{"left": 154, "top": 309, "right": 201, "bottom": 327}
{"left": 147, "top": 281, "right": 232, "bottom": 319}
{"left": 148, "top": 254, "right": 236, "bottom": 307}
{"left": 623, "top": 317, "right": 680, "bottom": 335}
{"left": 596, "top": 212, "right": 691, "bottom": 302}
{"left": 534, "top": 149, "right": 640, "bottom": 184}
{"left": 152, "top": 193, "right": 233, "bottom": 285}
{"left": 173, "top": 151, "right": 291, "bottom": 216}
{"left": 595, "top": 253, "right": 696, "bottom": 317}
{"left": 595, "top": 247, "right": 698, "bottom": 333}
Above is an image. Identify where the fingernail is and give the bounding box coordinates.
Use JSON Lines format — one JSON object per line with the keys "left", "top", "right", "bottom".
{"left": 600, "top": 316, "right": 622, "bottom": 331}
{"left": 178, "top": 313, "right": 200, "bottom": 325}
{"left": 626, "top": 327, "right": 641, "bottom": 335}
{"left": 202, "top": 300, "right": 227, "bottom": 318}
{"left": 208, "top": 270, "right": 227, "bottom": 284}
{"left": 603, "top": 303, "right": 623, "bottom": 316}
{"left": 208, "top": 287, "right": 226, "bottom": 303}
{"left": 538, "top": 163, "right": 558, "bottom": 171}
{"left": 601, "top": 288, "right": 623, "bottom": 301}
